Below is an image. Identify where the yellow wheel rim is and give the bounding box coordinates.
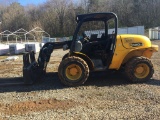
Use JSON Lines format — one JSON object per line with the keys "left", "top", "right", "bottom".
{"left": 65, "top": 64, "right": 82, "bottom": 81}
{"left": 134, "top": 63, "right": 150, "bottom": 79}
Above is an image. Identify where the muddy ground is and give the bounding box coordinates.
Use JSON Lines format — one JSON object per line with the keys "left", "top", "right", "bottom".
{"left": 0, "top": 41, "right": 160, "bottom": 120}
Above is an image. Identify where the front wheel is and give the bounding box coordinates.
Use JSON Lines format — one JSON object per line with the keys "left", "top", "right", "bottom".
{"left": 58, "top": 56, "right": 89, "bottom": 86}
{"left": 125, "top": 57, "right": 154, "bottom": 83}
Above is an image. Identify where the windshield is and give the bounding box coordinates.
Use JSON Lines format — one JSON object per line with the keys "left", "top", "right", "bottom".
{"left": 76, "top": 18, "right": 116, "bottom": 42}
{"left": 77, "top": 21, "right": 105, "bottom": 41}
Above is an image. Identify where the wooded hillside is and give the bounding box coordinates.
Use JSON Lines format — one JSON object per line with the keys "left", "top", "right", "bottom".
{"left": 0, "top": 0, "right": 159, "bottom": 37}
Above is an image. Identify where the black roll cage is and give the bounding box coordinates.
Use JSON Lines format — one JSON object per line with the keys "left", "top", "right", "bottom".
{"left": 70, "top": 12, "right": 118, "bottom": 54}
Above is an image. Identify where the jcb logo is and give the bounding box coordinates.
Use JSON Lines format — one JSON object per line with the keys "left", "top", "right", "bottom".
{"left": 131, "top": 42, "right": 143, "bottom": 47}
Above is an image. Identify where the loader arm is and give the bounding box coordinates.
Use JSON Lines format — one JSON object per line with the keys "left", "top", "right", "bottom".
{"left": 23, "top": 41, "right": 72, "bottom": 84}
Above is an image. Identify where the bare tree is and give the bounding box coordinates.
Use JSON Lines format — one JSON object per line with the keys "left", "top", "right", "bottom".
{"left": 45, "top": 0, "right": 71, "bottom": 36}
{"left": 0, "top": 0, "right": 160, "bottom": 37}
{"left": 2, "top": 2, "right": 27, "bottom": 31}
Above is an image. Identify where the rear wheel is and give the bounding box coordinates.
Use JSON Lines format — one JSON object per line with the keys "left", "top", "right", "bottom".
{"left": 125, "top": 57, "right": 154, "bottom": 83}
{"left": 58, "top": 56, "right": 89, "bottom": 86}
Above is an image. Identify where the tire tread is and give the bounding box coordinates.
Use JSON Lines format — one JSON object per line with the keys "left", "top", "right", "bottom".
{"left": 58, "top": 56, "right": 89, "bottom": 86}
{"left": 125, "top": 56, "right": 154, "bottom": 83}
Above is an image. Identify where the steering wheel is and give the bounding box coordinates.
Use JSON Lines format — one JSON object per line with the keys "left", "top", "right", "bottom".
{"left": 82, "top": 32, "right": 90, "bottom": 43}
{"left": 83, "top": 36, "right": 90, "bottom": 43}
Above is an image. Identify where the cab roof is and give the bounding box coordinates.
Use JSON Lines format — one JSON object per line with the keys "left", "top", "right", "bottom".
{"left": 76, "top": 12, "right": 117, "bottom": 23}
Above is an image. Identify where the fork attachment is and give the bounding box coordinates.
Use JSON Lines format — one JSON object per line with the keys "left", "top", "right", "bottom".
{"left": 23, "top": 41, "right": 72, "bottom": 85}
{"left": 23, "top": 51, "right": 40, "bottom": 84}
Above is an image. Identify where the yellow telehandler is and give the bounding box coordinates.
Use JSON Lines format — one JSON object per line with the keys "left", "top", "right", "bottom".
{"left": 23, "top": 12, "right": 158, "bottom": 86}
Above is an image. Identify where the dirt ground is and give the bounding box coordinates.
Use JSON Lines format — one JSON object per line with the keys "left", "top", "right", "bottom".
{"left": 0, "top": 41, "right": 160, "bottom": 119}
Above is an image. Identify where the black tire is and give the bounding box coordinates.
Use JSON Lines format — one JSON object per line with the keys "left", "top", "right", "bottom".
{"left": 125, "top": 57, "right": 154, "bottom": 83}
{"left": 58, "top": 56, "right": 89, "bottom": 86}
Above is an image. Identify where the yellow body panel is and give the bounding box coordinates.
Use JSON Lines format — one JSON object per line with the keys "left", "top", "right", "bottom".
{"left": 120, "top": 34, "right": 152, "bottom": 48}
{"left": 109, "top": 34, "right": 158, "bottom": 70}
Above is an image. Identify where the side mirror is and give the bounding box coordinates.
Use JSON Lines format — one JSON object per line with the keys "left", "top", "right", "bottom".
{"left": 75, "top": 40, "right": 82, "bottom": 52}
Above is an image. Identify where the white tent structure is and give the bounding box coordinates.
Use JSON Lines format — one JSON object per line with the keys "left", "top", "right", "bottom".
{"left": 13, "top": 28, "right": 28, "bottom": 42}
{"left": 24, "top": 27, "right": 50, "bottom": 53}
{"left": 7, "top": 33, "right": 20, "bottom": 43}
{"left": 6, "top": 33, "right": 25, "bottom": 54}
{"left": 0, "top": 30, "right": 12, "bottom": 55}
{"left": 13, "top": 28, "right": 35, "bottom": 43}
{"left": 0, "top": 27, "right": 51, "bottom": 54}
{"left": 13, "top": 28, "right": 28, "bottom": 34}
{"left": 0, "top": 30, "right": 25, "bottom": 43}
{"left": 0, "top": 30, "right": 12, "bottom": 43}
{"left": 6, "top": 29, "right": 30, "bottom": 54}
{"left": 24, "top": 27, "right": 50, "bottom": 42}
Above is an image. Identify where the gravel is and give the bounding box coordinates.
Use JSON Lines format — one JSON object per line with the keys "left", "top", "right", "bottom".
{"left": 0, "top": 43, "right": 160, "bottom": 120}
